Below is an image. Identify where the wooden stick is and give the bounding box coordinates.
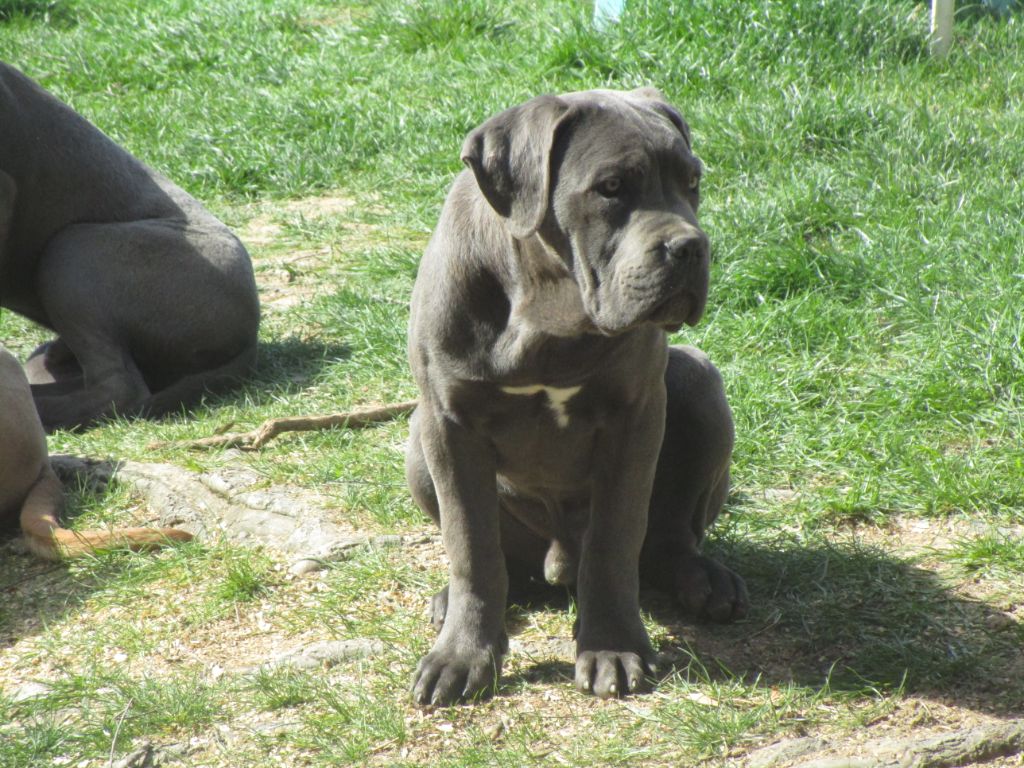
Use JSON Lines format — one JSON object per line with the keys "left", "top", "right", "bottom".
{"left": 149, "top": 400, "right": 418, "bottom": 451}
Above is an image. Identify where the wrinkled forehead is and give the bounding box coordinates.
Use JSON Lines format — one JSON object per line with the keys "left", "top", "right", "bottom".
{"left": 556, "top": 93, "right": 695, "bottom": 175}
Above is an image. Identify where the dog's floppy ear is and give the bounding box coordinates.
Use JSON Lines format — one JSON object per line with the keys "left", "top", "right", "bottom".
{"left": 461, "top": 94, "right": 573, "bottom": 239}
{"left": 630, "top": 87, "right": 691, "bottom": 149}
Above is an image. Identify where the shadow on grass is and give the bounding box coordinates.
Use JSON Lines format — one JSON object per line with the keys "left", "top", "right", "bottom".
{"left": 0, "top": 470, "right": 189, "bottom": 652}
{"left": 498, "top": 534, "right": 1023, "bottom": 714}
{"left": 0, "top": 537, "right": 65, "bottom": 650}
{"left": 648, "top": 535, "right": 1024, "bottom": 716}
{"left": 0, "top": 531, "right": 162, "bottom": 652}
{"left": 248, "top": 336, "right": 352, "bottom": 397}
{"left": 0, "top": 0, "right": 78, "bottom": 26}
{"left": 198, "top": 337, "right": 352, "bottom": 411}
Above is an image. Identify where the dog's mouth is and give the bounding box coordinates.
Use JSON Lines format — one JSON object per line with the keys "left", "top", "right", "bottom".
{"left": 589, "top": 289, "right": 706, "bottom": 337}
{"left": 650, "top": 288, "right": 706, "bottom": 331}
{"left": 586, "top": 271, "right": 708, "bottom": 336}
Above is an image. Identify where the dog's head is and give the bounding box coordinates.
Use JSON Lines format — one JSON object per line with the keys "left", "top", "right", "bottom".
{"left": 461, "top": 88, "right": 709, "bottom": 335}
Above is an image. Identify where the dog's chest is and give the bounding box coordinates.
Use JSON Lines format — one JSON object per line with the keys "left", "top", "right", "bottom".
{"left": 480, "top": 381, "right": 607, "bottom": 493}
{"left": 500, "top": 383, "right": 582, "bottom": 428}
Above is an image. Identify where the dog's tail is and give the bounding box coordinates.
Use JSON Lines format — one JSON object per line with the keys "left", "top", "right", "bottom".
{"left": 140, "top": 342, "right": 258, "bottom": 419}
{"left": 19, "top": 465, "right": 192, "bottom": 561}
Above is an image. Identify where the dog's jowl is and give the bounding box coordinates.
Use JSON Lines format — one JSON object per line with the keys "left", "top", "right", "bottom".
{"left": 405, "top": 88, "right": 748, "bottom": 705}
{"left": 0, "top": 62, "right": 259, "bottom": 431}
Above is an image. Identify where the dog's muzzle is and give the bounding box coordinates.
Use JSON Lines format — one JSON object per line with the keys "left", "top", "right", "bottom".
{"left": 650, "top": 229, "right": 710, "bottom": 329}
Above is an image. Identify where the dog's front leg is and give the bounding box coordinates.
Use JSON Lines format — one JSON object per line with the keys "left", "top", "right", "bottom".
{"left": 411, "top": 404, "right": 509, "bottom": 706}
{"left": 575, "top": 389, "right": 665, "bottom": 698}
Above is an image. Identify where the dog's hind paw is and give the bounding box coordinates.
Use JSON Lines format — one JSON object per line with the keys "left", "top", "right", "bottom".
{"left": 673, "top": 554, "right": 749, "bottom": 622}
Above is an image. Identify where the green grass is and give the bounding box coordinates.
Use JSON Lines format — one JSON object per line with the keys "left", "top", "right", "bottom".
{"left": 943, "top": 532, "right": 1024, "bottom": 578}
{"left": 2, "top": 0, "right": 1024, "bottom": 766}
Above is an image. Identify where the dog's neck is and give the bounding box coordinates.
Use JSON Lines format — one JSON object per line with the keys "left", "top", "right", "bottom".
{"left": 508, "top": 234, "right": 594, "bottom": 338}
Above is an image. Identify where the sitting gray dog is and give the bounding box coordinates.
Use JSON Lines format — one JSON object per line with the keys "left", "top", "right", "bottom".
{"left": 0, "top": 62, "right": 259, "bottom": 431}
{"left": 406, "top": 88, "right": 748, "bottom": 705}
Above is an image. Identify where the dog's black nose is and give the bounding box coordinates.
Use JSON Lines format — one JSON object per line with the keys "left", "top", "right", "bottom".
{"left": 665, "top": 232, "right": 708, "bottom": 262}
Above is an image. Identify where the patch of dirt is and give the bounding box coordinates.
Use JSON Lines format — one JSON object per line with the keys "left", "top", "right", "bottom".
{"left": 254, "top": 247, "right": 333, "bottom": 313}
{"left": 297, "top": 6, "right": 361, "bottom": 29}
{"left": 242, "top": 195, "right": 365, "bottom": 247}
{"left": 744, "top": 714, "right": 1024, "bottom": 768}
{"left": 236, "top": 192, "right": 399, "bottom": 315}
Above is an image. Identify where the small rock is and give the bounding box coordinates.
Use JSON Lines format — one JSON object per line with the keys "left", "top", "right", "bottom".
{"left": 249, "top": 719, "right": 300, "bottom": 735}
{"left": 483, "top": 719, "right": 506, "bottom": 740}
{"left": 290, "top": 558, "right": 326, "bottom": 575}
{"left": 290, "top": 534, "right": 432, "bottom": 574}
{"left": 685, "top": 691, "right": 718, "bottom": 707}
{"left": 984, "top": 613, "right": 1017, "bottom": 631}
{"left": 299, "top": 638, "right": 385, "bottom": 664}
{"left": 263, "top": 638, "right": 385, "bottom": 671}
{"left": 111, "top": 744, "right": 161, "bottom": 768}
{"left": 9, "top": 681, "right": 51, "bottom": 703}
{"left": 763, "top": 488, "right": 798, "bottom": 503}
{"left": 747, "top": 737, "right": 827, "bottom": 768}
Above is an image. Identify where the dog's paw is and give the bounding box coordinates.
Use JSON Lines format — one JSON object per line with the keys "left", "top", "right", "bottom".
{"left": 411, "top": 637, "right": 505, "bottom": 706}
{"left": 674, "top": 554, "right": 749, "bottom": 622}
{"left": 574, "top": 649, "right": 655, "bottom": 698}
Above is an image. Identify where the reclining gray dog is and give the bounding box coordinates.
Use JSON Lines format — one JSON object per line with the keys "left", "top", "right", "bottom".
{"left": 406, "top": 88, "right": 748, "bottom": 705}
{"left": 0, "top": 62, "right": 259, "bottom": 431}
{"left": 1, "top": 344, "right": 192, "bottom": 559}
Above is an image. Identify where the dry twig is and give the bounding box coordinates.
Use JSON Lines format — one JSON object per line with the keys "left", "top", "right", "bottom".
{"left": 148, "top": 400, "right": 418, "bottom": 451}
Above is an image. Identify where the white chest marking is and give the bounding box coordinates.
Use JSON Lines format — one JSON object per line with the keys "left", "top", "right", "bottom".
{"left": 500, "top": 384, "right": 583, "bottom": 428}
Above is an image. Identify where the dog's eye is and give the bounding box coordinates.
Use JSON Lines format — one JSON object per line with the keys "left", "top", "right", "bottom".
{"left": 597, "top": 177, "right": 623, "bottom": 197}
{"left": 688, "top": 174, "right": 701, "bottom": 191}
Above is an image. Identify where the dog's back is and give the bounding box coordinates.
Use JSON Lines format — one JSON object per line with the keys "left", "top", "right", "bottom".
{"left": 0, "top": 62, "right": 183, "bottom": 248}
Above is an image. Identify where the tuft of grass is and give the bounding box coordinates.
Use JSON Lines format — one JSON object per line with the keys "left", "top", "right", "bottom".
{"left": 214, "top": 550, "right": 274, "bottom": 604}
{"left": 2, "top": 671, "right": 224, "bottom": 764}
{"left": 941, "top": 533, "right": 1024, "bottom": 578}
{"left": 365, "top": 0, "right": 514, "bottom": 54}
{"left": 248, "top": 666, "right": 321, "bottom": 711}
{"left": 297, "top": 688, "right": 407, "bottom": 763}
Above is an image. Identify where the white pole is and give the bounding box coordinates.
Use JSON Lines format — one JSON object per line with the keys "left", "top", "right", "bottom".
{"left": 594, "top": 0, "right": 625, "bottom": 27}
{"left": 930, "top": 0, "right": 954, "bottom": 58}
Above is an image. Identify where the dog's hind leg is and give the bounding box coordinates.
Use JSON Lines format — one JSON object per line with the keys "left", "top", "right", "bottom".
{"left": 25, "top": 339, "right": 84, "bottom": 391}
{"left": 641, "top": 345, "right": 749, "bottom": 622}
{"left": 28, "top": 224, "right": 159, "bottom": 429}
{"left": 26, "top": 311, "right": 151, "bottom": 432}
{"left": 28, "top": 218, "right": 257, "bottom": 431}
{"left": 29, "top": 346, "right": 150, "bottom": 431}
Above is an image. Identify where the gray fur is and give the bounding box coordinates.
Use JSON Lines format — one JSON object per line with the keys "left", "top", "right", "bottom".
{"left": 406, "top": 88, "right": 748, "bottom": 705}
{"left": 0, "top": 62, "right": 259, "bottom": 431}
